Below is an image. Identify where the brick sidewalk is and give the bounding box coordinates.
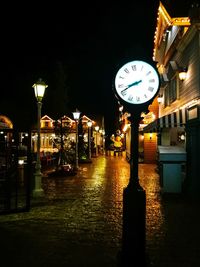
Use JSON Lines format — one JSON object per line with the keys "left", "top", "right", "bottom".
{"left": 0, "top": 156, "right": 200, "bottom": 266}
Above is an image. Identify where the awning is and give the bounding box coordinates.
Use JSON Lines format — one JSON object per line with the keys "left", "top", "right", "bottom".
{"left": 143, "top": 108, "right": 186, "bottom": 133}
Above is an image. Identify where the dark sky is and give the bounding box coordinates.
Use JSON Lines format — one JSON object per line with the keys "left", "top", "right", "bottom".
{"left": 0, "top": 0, "right": 194, "bottom": 132}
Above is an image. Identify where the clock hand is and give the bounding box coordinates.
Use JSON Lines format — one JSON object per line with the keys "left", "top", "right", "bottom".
{"left": 127, "top": 79, "right": 142, "bottom": 88}
{"left": 121, "top": 79, "right": 142, "bottom": 94}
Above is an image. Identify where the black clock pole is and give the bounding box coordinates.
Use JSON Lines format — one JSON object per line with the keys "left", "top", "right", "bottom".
{"left": 120, "top": 108, "right": 146, "bottom": 267}
{"left": 114, "top": 59, "right": 160, "bottom": 267}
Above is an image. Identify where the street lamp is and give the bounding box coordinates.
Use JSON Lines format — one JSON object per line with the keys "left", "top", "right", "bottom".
{"left": 32, "top": 78, "right": 48, "bottom": 197}
{"left": 72, "top": 109, "right": 81, "bottom": 170}
{"left": 87, "top": 120, "right": 92, "bottom": 160}
{"left": 94, "top": 125, "right": 99, "bottom": 157}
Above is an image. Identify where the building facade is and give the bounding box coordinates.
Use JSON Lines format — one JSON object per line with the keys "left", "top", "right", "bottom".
{"left": 143, "top": 2, "right": 200, "bottom": 197}
{"left": 0, "top": 113, "right": 104, "bottom": 167}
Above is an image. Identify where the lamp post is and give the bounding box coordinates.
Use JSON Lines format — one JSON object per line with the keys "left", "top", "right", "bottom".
{"left": 72, "top": 109, "right": 81, "bottom": 170}
{"left": 32, "top": 78, "right": 48, "bottom": 197}
{"left": 87, "top": 120, "right": 92, "bottom": 160}
{"left": 94, "top": 125, "right": 99, "bottom": 157}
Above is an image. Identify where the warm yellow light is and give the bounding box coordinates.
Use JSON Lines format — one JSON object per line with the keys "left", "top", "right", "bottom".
{"left": 180, "top": 134, "right": 185, "bottom": 140}
{"left": 157, "top": 95, "right": 163, "bottom": 104}
{"left": 179, "top": 69, "right": 187, "bottom": 81}
{"left": 95, "top": 125, "right": 99, "bottom": 132}
{"left": 32, "top": 78, "right": 48, "bottom": 102}
{"left": 18, "top": 159, "right": 24, "bottom": 165}
{"left": 72, "top": 109, "right": 81, "bottom": 121}
{"left": 87, "top": 121, "right": 92, "bottom": 127}
{"left": 123, "top": 124, "right": 128, "bottom": 132}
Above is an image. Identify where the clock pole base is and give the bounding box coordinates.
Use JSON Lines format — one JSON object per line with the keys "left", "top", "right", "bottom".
{"left": 120, "top": 181, "right": 146, "bottom": 267}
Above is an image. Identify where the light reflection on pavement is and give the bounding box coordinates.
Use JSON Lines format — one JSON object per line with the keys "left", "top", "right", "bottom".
{"left": 1, "top": 156, "right": 199, "bottom": 266}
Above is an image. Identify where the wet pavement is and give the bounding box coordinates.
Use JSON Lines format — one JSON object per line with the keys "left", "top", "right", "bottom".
{"left": 0, "top": 155, "right": 200, "bottom": 267}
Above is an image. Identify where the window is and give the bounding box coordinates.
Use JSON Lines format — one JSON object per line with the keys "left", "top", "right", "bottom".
{"left": 164, "top": 74, "right": 179, "bottom": 106}
{"left": 164, "top": 84, "right": 169, "bottom": 107}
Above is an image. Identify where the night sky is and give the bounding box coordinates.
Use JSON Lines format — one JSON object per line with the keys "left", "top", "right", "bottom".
{"left": 0, "top": 0, "right": 194, "bottom": 133}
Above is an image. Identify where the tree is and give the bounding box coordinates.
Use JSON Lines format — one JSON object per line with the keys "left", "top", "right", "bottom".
{"left": 49, "top": 117, "right": 76, "bottom": 176}
{"left": 78, "top": 117, "right": 88, "bottom": 161}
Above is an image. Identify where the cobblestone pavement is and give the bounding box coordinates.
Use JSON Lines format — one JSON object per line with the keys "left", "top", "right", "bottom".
{"left": 0, "top": 156, "right": 200, "bottom": 267}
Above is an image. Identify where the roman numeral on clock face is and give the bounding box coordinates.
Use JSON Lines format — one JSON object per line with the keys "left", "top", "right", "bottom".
{"left": 136, "top": 96, "right": 140, "bottom": 102}
{"left": 128, "top": 95, "right": 133, "bottom": 101}
{"left": 148, "top": 86, "right": 154, "bottom": 92}
{"left": 131, "top": 65, "right": 136, "bottom": 71}
{"left": 146, "top": 71, "right": 151, "bottom": 76}
{"left": 124, "top": 68, "right": 129, "bottom": 73}
{"left": 121, "top": 90, "right": 127, "bottom": 96}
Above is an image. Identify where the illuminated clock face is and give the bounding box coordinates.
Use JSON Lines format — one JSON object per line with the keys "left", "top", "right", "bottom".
{"left": 114, "top": 60, "right": 160, "bottom": 105}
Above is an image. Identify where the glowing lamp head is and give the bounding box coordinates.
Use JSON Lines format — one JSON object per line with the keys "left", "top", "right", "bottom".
{"left": 72, "top": 109, "right": 81, "bottom": 121}
{"left": 95, "top": 125, "right": 99, "bottom": 132}
{"left": 33, "top": 78, "right": 48, "bottom": 102}
{"left": 179, "top": 68, "right": 187, "bottom": 81}
{"left": 87, "top": 121, "right": 92, "bottom": 127}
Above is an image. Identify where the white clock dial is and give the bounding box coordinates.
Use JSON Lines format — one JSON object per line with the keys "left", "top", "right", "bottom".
{"left": 114, "top": 60, "right": 159, "bottom": 105}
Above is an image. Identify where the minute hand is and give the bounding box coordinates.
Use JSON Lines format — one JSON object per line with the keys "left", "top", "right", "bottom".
{"left": 121, "top": 79, "right": 142, "bottom": 94}
{"left": 127, "top": 79, "right": 142, "bottom": 88}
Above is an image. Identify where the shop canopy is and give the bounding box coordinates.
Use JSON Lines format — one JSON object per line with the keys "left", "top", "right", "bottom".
{"left": 143, "top": 108, "right": 186, "bottom": 133}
